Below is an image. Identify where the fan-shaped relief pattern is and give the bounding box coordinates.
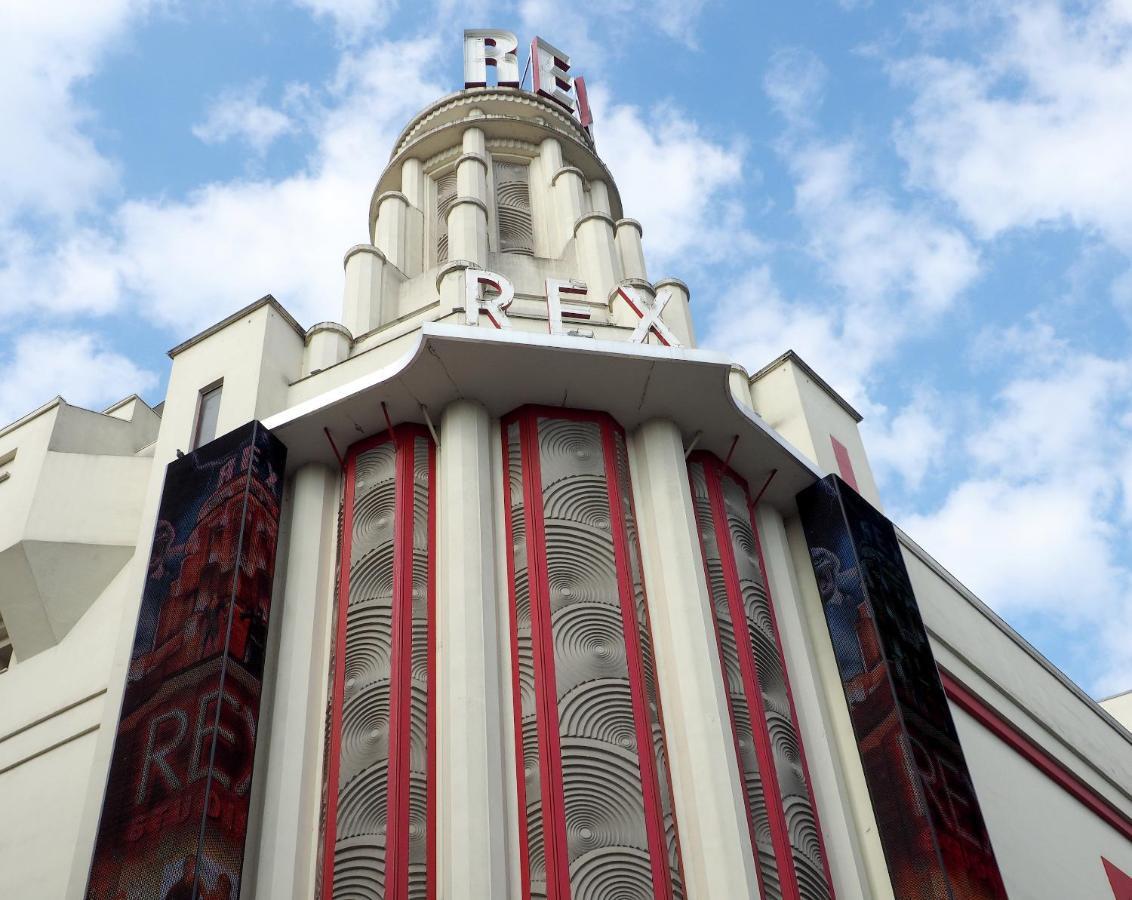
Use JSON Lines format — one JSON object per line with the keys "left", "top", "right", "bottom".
{"left": 494, "top": 160, "right": 534, "bottom": 255}
{"left": 334, "top": 444, "right": 397, "bottom": 896}
{"left": 434, "top": 169, "right": 457, "bottom": 264}
{"left": 538, "top": 418, "right": 652, "bottom": 889}
{"left": 503, "top": 421, "right": 545, "bottom": 899}
{"left": 688, "top": 458, "right": 786, "bottom": 898}
{"left": 720, "top": 473, "right": 831, "bottom": 900}
{"left": 504, "top": 411, "right": 686, "bottom": 900}
{"left": 328, "top": 433, "right": 435, "bottom": 900}
{"left": 334, "top": 836, "right": 387, "bottom": 900}
{"left": 688, "top": 452, "right": 833, "bottom": 900}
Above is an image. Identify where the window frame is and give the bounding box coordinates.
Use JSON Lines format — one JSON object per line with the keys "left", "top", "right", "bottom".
{"left": 191, "top": 381, "right": 223, "bottom": 450}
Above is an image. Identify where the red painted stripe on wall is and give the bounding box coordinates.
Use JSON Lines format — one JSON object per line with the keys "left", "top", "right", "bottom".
{"left": 829, "top": 436, "right": 858, "bottom": 491}
{"left": 941, "top": 670, "right": 1132, "bottom": 845}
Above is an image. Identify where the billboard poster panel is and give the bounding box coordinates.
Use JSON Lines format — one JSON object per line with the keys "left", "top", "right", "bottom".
{"left": 85, "top": 421, "right": 286, "bottom": 900}
{"left": 797, "top": 474, "right": 1008, "bottom": 900}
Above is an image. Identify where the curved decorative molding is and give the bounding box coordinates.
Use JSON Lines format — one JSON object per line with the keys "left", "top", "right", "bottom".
{"left": 614, "top": 217, "right": 643, "bottom": 236}
{"left": 654, "top": 277, "right": 690, "bottom": 300}
{"left": 434, "top": 258, "right": 476, "bottom": 293}
{"left": 486, "top": 138, "right": 540, "bottom": 159}
{"left": 305, "top": 320, "right": 354, "bottom": 341}
{"left": 572, "top": 212, "right": 615, "bottom": 238}
{"left": 343, "top": 244, "right": 387, "bottom": 269}
{"left": 447, "top": 196, "right": 490, "bottom": 218}
{"left": 552, "top": 165, "right": 585, "bottom": 187}
{"left": 393, "top": 89, "right": 589, "bottom": 158}
{"left": 372, "top": 91, "right": 622, "bottom": 234}
{"left": 375, "top": 190, "right": 411, "bottom": 209}
{"left": 607, "top": 278, "right": 653, "bottom": 309}
{"left": 454, "top": 152, "right": 489, "bottom": 171}
{"left": 423, "top": 145, "right": 461, "bottom": 174}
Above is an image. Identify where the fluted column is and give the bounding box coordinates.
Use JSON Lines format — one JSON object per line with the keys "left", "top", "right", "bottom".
{"left": 436, "top": 400, "right": 509, "bottom": 899}
{"left": 342, "top": 244, "right": 388, "bottom": 336}
{"left": 758, "top": 506, "right": 892, "bottom": 900}
{"left": 627, "top": 418, "right": 761, "bottom": 899}
{"left": 572, "top": 177, "right": 621, "bottom": 302}
{"left": 303, "top": 322, "right": 351, "bottom": 377}
{"left": 437, "top": 127, "right": 490, "bottom": 320}
{"left": 728, "top": 364, "right": 754, "bottom": 411}
{"left": 399, "top": 158, "right": 425, "bottom": 277}
{"left": 449, "top": 127, "right": 489, "bottom": 265}
{"left": 253, "top": 464, "right": 341, "bottom": 900}
{"left": 615, "top": 218, "right": 647, "bottom": 281}
{"left": 656, "top": 277, "right": 695, "bottom": 346}
{"left": 374, "top": 190, "right": 411, "bottom": 273}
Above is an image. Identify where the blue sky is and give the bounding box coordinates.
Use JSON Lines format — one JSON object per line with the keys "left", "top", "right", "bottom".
{"left": 4, "top": 0, "right": 1132, "bottom": 698}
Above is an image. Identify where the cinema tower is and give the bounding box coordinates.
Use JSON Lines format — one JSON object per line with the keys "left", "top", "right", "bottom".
{"left": 1, "top": 29, "right": 1130, "bottom": 900}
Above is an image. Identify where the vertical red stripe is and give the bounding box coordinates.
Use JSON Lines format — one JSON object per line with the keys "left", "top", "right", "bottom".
{"left": 321, "top": 445, "right": 359, "bottom": 900}
{"left": 501, "top": 419, "right": 534, "bottom": 900}
{"left": 520, "top": 412, "right": 572, "bottom": 900}
{"left": 385, "top": 433, "right": 414, "bottom": 899}
{"left": 747, "top": 494, "right": 837, "bottom": 898}
{"left": 426, "top": 437, "right": 438, "bottom": 900}
{"left": 686, "top": 456, "right": 770, "bottom": 900}
{"left": 323, "top": 427, "right": 435, "bottom": 900}
{"left": 830, "top": 436, "right": 859, "bottom": 491}
{"left": 601, "top": 421, "right": 673, "bottom": 900}
{"left": 705, "top": 458, "right": 802, "bottom": 900}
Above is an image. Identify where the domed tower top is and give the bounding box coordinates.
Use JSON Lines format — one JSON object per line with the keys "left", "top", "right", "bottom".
{"left": 339, "top": 30, "right": 693, "bottom": 353}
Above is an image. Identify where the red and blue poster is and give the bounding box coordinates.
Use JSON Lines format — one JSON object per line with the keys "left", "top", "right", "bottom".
{"left": 85, "top": 421, "right": 286, "bottom": 900}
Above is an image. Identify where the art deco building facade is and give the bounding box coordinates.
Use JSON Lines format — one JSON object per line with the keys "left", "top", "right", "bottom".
{"left": 1, "top": 32, "right": 1131, "bottom": 900}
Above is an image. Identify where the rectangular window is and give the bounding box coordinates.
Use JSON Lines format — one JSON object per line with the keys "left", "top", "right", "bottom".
{"left": 192, "top": 383, "right": 222, "bottom": 449}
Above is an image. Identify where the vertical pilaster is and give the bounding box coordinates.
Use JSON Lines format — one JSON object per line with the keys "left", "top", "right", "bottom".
{"left": 655, "top": 277, "right": 695, "bottom": 347}
{"left": 254, "top": 463, "right": 340, "bottom": 900}
{"left": 375, "top": 191, "right": 411, "bottom": 273}
{"left": 449, "top": 127, "right": 490, "bottom": 265}
{"left": 627, "top": 418, "right": 761, "bottom": 900}
{"left": 302, "top": 322, "right": 351, "bottom": 377}
{"left": 342, "top": 244, "right": 388, "bottom": 336}
{"left": 436, "top": 400, "right": 509, "bottom": 899}
{"left": 399, "top": 158, "right": 425, "bottom": 277}
{"left": 615, "top": 217, "right": 647, "bottom": 281}
{"left": 757, "top": 505, "right": 888, "bottom": 900}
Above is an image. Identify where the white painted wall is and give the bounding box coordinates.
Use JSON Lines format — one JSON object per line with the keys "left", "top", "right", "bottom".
{"left": 956, "top": 705, "right": 1132, "bottom": 899}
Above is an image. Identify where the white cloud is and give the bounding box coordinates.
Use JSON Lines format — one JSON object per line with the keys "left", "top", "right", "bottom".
{"left": 703, "top": 265, "right": 870, "bottom": 400}
{"left": 902, "top": 477, "right": 1125, "bottom": 620}
{"left": 701, "top": 132, "right": 979, "bottom": 411}
{"left": 519, "top": 0, "right": 710, "bottom": 59}
{"left": 293, "top": 0, "right": 395, "bottom": 38}
{"left": 763, "top": 47, "right": 827, "bottom": 126}
{"left": 589, "top": 87, "right": 754, "bottom": 272}
{"left": 192, "top": 82, "right": 296, "bottom": 155}
{"left": 0, "top": 1, "right": 152, "bottom": 225}
{"left": 3, "top": 37, "right": 445, "bottom": 333}
{"left": 893, "top": 0, "right": 1132, "bottom": 250}
{"left": 898, "top": 332, "right": 1132, "bottom": 694}
{"left": 789, "top": 139, "right": 980, "bottom": 314}
{"left": 0, "top": 331, "right": 157, "bottom": 425}
{"left": 864, "top": 391, "right": 950, "bottom": 491}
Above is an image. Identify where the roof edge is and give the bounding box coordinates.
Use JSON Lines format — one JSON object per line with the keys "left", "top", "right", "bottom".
{"left": 751, "top": 349, "right": 863, "bottom": 423}
{"left": 167, "top": 294, "right": 306, "bottom": 359}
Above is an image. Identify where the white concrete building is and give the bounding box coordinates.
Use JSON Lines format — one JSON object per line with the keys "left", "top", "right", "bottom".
{"left": 1, "top": 31, "right": 1131, "bottom": 900}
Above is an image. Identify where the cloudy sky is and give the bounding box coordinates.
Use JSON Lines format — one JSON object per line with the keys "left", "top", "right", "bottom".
{"left": 4, "top": 0, "right": 1132, "bottom": 698}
